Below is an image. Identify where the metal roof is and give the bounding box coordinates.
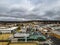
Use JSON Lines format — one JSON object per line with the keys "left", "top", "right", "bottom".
{"left": 0, "top": 27, "right": 18, "bottom": 31}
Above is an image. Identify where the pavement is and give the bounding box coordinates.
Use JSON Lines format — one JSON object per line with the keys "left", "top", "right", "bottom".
{"left": 38, "top": 39, "right": 52, "bottom": 45}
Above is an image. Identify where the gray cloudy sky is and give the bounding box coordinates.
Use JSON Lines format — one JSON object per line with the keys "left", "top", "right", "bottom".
{"left": 0, "top": 0, "right": 60, "bottom": 21}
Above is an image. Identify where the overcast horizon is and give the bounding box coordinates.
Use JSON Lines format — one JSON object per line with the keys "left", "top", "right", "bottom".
{"left": 0, "top": 0, "right": 60, "bottom": 21}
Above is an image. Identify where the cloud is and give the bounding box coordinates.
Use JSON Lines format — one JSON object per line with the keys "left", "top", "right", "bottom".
{"left": 0, "top": 16, "right": 29, "bottom": 21}
{"left": 0, "top": 0, "right": 60, "bottom": 21}
{"left": 31, "top": 0, "right": 60, "bottom": 20}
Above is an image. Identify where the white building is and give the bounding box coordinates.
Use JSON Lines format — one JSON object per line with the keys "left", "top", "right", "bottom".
{"left": 0, "top": 27, "right": 18, "bottom": 33}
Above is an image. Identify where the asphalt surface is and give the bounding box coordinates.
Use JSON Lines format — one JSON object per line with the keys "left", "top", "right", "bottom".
{"left": 51, "top": 37, "right": 60, "bottom": 45}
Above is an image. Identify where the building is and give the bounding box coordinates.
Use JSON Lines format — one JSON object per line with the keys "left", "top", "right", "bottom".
{"left": 0, "top": 27, "right": 18, "bottom": 33}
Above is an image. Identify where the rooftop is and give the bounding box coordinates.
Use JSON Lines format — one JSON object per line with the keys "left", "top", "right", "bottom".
{"left": 0, "top": 27, "right": 18, "bottom": 31}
